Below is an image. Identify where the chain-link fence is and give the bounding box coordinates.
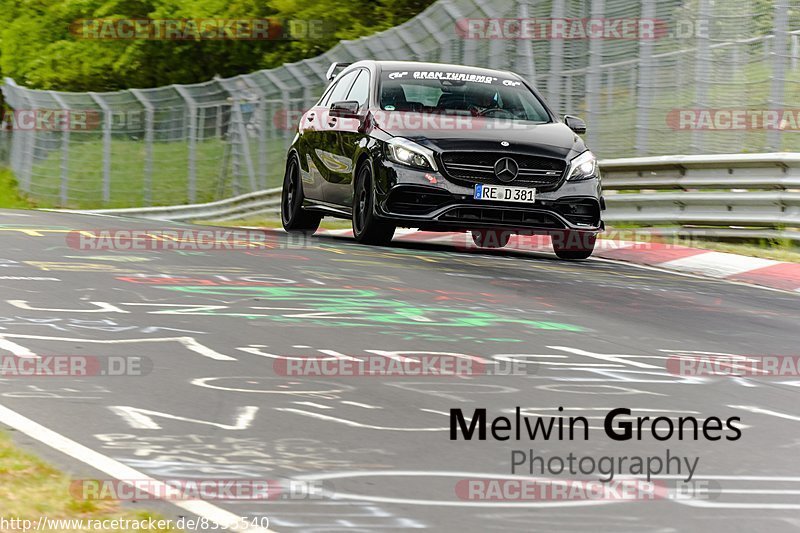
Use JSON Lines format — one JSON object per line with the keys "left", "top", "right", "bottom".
{"left": 1, "top": 0, "right": 799, "bottom": 208}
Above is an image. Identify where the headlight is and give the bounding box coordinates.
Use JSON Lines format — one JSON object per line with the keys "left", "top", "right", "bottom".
{"left": 385, "top": 137, "right": 438, "bottom": 171}
{"left": 566, "top": 151, "right": 599, "bottom": 181}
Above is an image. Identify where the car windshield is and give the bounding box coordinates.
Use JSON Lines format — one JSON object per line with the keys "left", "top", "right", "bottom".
{"left": 379, "top": 69, "right": 551, "bottom": 123}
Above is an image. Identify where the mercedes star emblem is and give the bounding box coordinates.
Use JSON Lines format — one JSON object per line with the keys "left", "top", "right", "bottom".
{"left": 493, "top": 157, "right": 519, "bottom": 183}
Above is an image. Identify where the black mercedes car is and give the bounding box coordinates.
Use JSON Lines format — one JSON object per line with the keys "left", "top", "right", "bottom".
{"left": 281, "top": 60, "right": 604, "bottom": 259}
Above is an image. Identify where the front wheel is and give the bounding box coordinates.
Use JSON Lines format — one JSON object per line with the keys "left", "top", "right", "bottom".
{"left": 282, "top": 155, "right": 322, "bottom": 233}
{"left": 552, "top": 231, "right": 596, "bottom": 260}
{"left": 352, "top": 162, "right": 395, "bottom": 245}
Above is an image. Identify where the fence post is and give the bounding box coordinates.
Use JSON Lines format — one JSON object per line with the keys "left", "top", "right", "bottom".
{"left": 767, "top": 1, "right": 789, "bottom": 151}
{"left": 691, "top": 0, "right": 711, "bottom": 153}
{"left": 130, "top": 89, "right": 154, "bottom": 206}
{"left": 585, "top": 0, "right": 605, "bottom": 149}
{"left": 546, "top": 0, "right": 565, "bottom": 114}
{"left": 174, "top": 85, "right": 197, "bottom": 203}
{"left": 88, "top": 92, "right": 113, "bottom": 204}
{"left": 514, "top": 1, "right": 536, "bottom": 82}
{"left": 634, "top": 0, "right": 656, "bottom": 155}
{"left": 49, "top": 92, "right": 71, "bottom": 206}
{"left": 4, "top": 79, "right": 34, "bottom": 193}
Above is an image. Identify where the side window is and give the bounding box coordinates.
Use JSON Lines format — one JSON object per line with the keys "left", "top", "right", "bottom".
{"left": 346, "top": 70, "right": 370, "bottom": 107}
{"left": 325, "top": 71, "right": 359, "bottom": 107}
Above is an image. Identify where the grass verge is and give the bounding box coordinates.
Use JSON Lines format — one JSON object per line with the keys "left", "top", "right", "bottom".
{"left": 0, "top": 167, "right": 37, "bottom": 209}
{"left": 0, "top": 430, "right": 172, "bottom": 532}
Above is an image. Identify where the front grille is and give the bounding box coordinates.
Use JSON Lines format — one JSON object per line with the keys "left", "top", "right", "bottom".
{"left": 439, "top": 206, "right": 564, "bottom": 228}
{"left": 440, "top": 152, "right": 567, "bottom": 189}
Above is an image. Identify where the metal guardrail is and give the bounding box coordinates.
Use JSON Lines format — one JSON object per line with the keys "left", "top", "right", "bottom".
{"left": 64, "top": 153, "right": 800, "bottom": 242}
{"left": 60, "top": 187, "right": 282, "bottom": 222}
{"left": 602, "top": 153, "right": 800, "bottom": 242}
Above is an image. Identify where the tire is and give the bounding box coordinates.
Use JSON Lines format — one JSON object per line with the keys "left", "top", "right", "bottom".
{"left": 471, "top": 229, "right": 511, "bottom": 249}
{"left": 282, "top": 155, "right": 322, "bottom": 233}
{"left": 352, "top": 162, "right": 395, "bottom": 245}
{"left": 552, "top": 231, "right": 596, "bottom": 260}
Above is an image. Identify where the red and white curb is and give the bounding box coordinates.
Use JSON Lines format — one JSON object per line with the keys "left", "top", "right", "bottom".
{"left": 315, "top": 228, "right": 800, "bottom": 293}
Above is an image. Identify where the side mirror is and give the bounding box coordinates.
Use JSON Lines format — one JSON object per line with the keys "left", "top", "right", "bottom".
{"left": 564, "top": 115, "right": 587, "bottom": 134}
{"left": 330, "top": 100, "right": 362, "bottom": 118}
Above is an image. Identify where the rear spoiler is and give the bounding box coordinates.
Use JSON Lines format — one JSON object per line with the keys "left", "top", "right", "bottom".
{"left": 325, "top": 62, "right": 352, "bottom": 81}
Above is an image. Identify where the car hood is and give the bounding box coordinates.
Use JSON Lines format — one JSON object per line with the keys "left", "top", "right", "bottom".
{"left": 376, "top": 119, "right": 585, "bottom": 160}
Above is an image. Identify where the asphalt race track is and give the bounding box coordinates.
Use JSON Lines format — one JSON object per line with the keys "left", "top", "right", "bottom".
{"left": 0, "top": 209, "right": 798, "bottom": 532}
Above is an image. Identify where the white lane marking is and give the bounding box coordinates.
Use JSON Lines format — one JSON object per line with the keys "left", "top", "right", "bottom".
{"left": 293, "top": 470, "right": 611, "bottom": 508}
{"left": 679, "top": 502, "right": 800, "bottom": 509}
{"left": 238, "top": 347, "right": 359, "bottom": 362}
{"left": 420, "top": 409, "right": 450, "bottom": 417}
{"left": 0, "top": 404, "right": 276, "bottom": 532}
{"left": 316, "top": 349, "right": 361, "bottom": 361}
{"left": 0, "top": 337, "right": 40, "bottom": 359}
{"left": 547, "top": 346, "right": 662, "bottom": 369}
{"left": 296, "top": 470, "right": 800, "bottom": 510}
{"left": 656, "top": 252, "right": 778, "bottom": 278}
{"left": 0, "top": 334, "right": 235, "bottom": 361}
{"left": 0, "top": 276, "right": 61, "bottom": 281}
{"left": 340, "top": 401, "right": 381, "bottom": 409}
{"left": 292, "top": 402, "right": 333, "bottom": 410}
{"left": 109, "top": 405, "right": 258, "bottom": 430}
{"left": 729, "top": 405, "right": 800, "bottom": 423}
{"left": 714, "top": 490, "right": 800, "bottom": 494}
{"left": 191, "top": 377, "right": 350, "bottom": 397}
{"left": 7, "top": 300, "right": 130, "bottom": 313}
{"left": 275, "top": 408, "right": 447, "bottom": 431}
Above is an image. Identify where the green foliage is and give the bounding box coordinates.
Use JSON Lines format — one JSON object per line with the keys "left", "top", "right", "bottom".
{"left": 0, "top": 0, "right": 435, "bottom": 91}
{"left": 0, "top": 167, "right": 36, "bottom": 208}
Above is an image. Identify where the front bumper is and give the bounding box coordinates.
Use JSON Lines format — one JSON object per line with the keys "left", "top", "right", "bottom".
{"left": 375, "top": 162, "right": 603, "bottom": 233}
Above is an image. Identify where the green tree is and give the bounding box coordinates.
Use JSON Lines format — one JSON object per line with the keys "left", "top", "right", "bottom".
{"left": 0, "top": 0, "right": 435, "bottom": 91}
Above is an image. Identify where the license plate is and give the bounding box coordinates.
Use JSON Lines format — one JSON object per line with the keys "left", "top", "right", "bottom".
{"left": 474, "top": 184, "right": 536, "bottom": 203}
